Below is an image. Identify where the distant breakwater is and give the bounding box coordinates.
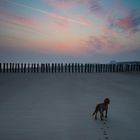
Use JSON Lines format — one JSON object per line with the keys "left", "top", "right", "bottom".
{"left": 0, "top": 63, "right": 140, "bottom": 73}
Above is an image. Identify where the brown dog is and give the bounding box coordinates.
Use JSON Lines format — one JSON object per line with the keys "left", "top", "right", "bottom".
{"left": 92, "top": 98, "right": 110, "bottom": 120}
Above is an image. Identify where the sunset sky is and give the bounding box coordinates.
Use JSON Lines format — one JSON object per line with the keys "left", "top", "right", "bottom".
{"left": 0, "top": 0, "right": 140, "bottom": 63}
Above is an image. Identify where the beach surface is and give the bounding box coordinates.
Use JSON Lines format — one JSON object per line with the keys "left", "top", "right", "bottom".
{"left": 0, "top": 73, "right": 140, "bottom": 140}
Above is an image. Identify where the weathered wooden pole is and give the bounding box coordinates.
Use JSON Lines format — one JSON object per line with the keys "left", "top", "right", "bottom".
{"left": 6, "top": 63, "right": 8, "bottom": 73}
{"left": 0, "top": 63, "right": 2, "bottom": 73}
{"left": 3, "top": 63, "right": 6, "bottom": 73}
{"left": 54, "top": 63, "right": 56, "bottom": 73}
{"left": 27, "top": 63, "right": 30, "bottom": 73}
{"left": 134, "top": 64, "right": 136, "bottom": 72}
{"left": 41, "top": 63, "right": 44, "bottom": 73}
{"left": 64, "top": 63, "right": 67, "bottom": 72}
{"left": 23, "top": 63, "right": 26, "bottom": 73}
{"left": 36, "top": 63, "right": 39, "bottom": 73}
{"left": 138, "top": 64, "right": 140, "bottom": 72}
{"left": 61, "top": 63, "right": 63, "bottom": 73}
{"left": 57, "top": 63, "right": 59, "bottom": 73}
{"left": 67, "top": 64, "right": 70, "bottom": 73}
{"left": 71, "top": 63, "right": 73, "bottom": 73}
{"left": 80, "top": 64, "right": 83, "bottom": 73}
{"left": 98, "top": 64, "right": 100, "bottom": 73}
{"left": 74, "top": 63, "right": 76, "bottom": 73}
{"left": 45, "top": 64, "right": 48, "bottom": 73}
{"left": 17, "top": 63, "right": 19, "bottom": 72}
{"left": 14, "top": 63, "right": 17, "bottom": 73}
{"left": 11, "top": 63, "right": 14, "bottom": 73}
{"left": 107, "top": 64, "right": 110, "bottom": 72}
{"left": 51, "top": 63, "right": 54, "bottom": 73}
{"left": 48, "top": 63, "right": 51, "bottom": 73}
{"left": 92, "top": 64, "right": 94, "bottom": 73}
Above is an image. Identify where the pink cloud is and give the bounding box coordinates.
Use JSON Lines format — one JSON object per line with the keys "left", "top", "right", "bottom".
{"left": 115, "top": 11, "right": 140, "bottom": 35}
{"left": 85, "top": 34, "right": 126, "bottom": 54}
{"left": 0, "top": 10, "right": 41, "bottom": 31}
{"left": 116, "top": 15, "right": 132, "bottom": 30}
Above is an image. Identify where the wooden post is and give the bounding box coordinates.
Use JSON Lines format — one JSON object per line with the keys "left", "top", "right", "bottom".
{"left": 108, "top": 64, "right": 110, "bottom": 73}
{"left": 16, "top": 63, "right": 18, "bottom": 73}
{"left": 112, "top": 64, "right": 114, "bottom": 72}
{"left": 6, "top": 63, "right": 8, "bottom": 73}
{"left": 87, "top": 64, "right": 89, "bottom": 73}
{"left": 3, "top": 63, "right": 5, "bottom": 73}
{"left": 74, "top": 63, "right": 76, "bottom": 73}
{"left": 129, "top": 64, "right": 131, "bottom": 72}
{"left": 45, "top": 64, "right": 48, "bottom": 73}
{"left": 98, "top": 64, "right": 100, "bottom": 73}
{"left": 33, "top": 64, "right": 35, "bottom": 72}
{"left": 92, "top": 64, "right": 94, "bottom": 73}
{"left": 61, "top": 63, "right": 63, "bottom": 73}
{"left": 100, "top": 64, "right": 102, "bottom": 72}
{"left": 9, "top": 63, "right": 11, "bottom": 73}
{"left": 14, "top": 63, "right": 17, "bottom": 73}
{"left": 17, "top": 63, "right": 19, "bottom": 72}
{"left": 71, "top": 63, "right": 73, "bottom": 73}
{"left": 48, "top": 63, "right": 50, "bottom": 73}
{"left": 84, "top": 64, "right": 86, "bottom": 73}
{"left": 57, "top": 63, "right": 59, "bottom": 73}
{"left": 86, "top": 64, "right": 88, "bottom": 73}
{"left": 51, "top": 63, "right": 54, "bottom": 73}
{"left": 11, "top": 63, "right": 14, "bottom": 73}
{"left": 72, "top": 63, "right": 76, "bottom": 73}
{"left": 41, "top": 64, "right": 43, "bottom": 73}
{"left": 67, "top": 64, "right": 70, "bottom": 73}
{"left": 115, "top": 64, "right": 117, "bottom": 72}
{"left": 64, "top": 63, "right": 66, "bottom": 73}
{"left": 0, "top": 63, "right": 1, "bottom": 73}
{"left": 138, "top": 64, "right": 140, "bottom": 72}
{"left": 27, "top": 63, "right": 29, "bottom": 73}
{"left": 80, "top": 64, "right": 83, "bottom": 73}
{"left": 126, "top": 64, "right": 128, "bottom": 72}
{"left": 111, "top": 64, "right": 113, "bottom": 72}
{"left": 77, "top": 63, "right": 79, "bottom": 73}
{"left": 23, "top": 64, "right": 26, "bottom": 73}
{"left": 54, "top": 63, "right": 56, "bottom": 73}
{"left": 134, "top": 64, "right": 136, "bottom": 72}
{"left": 36, "top": 63, "right": 39, "bottom": 73}
{"left": 12, "top": 63, "right": 14, "bottom": 73}
{"left": 21, "top": 63, "right": 23, "bottom": 73}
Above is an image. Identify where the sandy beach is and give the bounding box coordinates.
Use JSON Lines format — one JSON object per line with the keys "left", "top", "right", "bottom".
{"left": 0, "top": 73, "right": 140, "bottom": 140}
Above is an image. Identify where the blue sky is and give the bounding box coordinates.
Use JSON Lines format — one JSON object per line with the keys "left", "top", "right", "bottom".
{"left": 0, "top": 0, "right": 140, "bottom": 63}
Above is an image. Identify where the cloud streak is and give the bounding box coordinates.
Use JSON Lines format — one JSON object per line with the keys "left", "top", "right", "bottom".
{"left": 5, "top": 0, "right": 96, "bottom": 29}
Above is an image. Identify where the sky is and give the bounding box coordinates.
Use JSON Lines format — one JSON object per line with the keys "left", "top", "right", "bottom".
{"left": 0, "top": 0, "right": 140, "bottom": 63}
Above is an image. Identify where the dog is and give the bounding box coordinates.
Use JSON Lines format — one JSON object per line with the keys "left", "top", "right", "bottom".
{"left": 92, "top": 98, "right": 110, "bottom": 120}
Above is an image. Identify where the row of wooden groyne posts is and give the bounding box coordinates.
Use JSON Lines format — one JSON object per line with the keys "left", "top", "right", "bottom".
{"left": 0, "top": 63, "right": 140, "bottom": 73}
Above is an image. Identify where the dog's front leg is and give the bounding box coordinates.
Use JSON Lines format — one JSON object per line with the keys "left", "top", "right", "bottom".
{"left": 105, "top": 108, "right": 108, "bottom": 118}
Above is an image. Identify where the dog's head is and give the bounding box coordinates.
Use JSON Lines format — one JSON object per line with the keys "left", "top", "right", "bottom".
{"left": 104, "top": 98, "right": 110, "bottom": 104}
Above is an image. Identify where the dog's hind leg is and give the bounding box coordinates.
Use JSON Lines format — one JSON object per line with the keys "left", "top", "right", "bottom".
{"left": 99, "top": 109, "right": 104, "bottom": 120}
{"left": 92, "top": 105, "right": 98, "bottom": 119}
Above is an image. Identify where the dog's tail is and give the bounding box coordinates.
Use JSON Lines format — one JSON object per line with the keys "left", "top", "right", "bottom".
{"left": 92, "top": 105, "right": 98, "bottom": 116}
{"left": 92, "top": 111, "right": 95, "bottom": 116}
